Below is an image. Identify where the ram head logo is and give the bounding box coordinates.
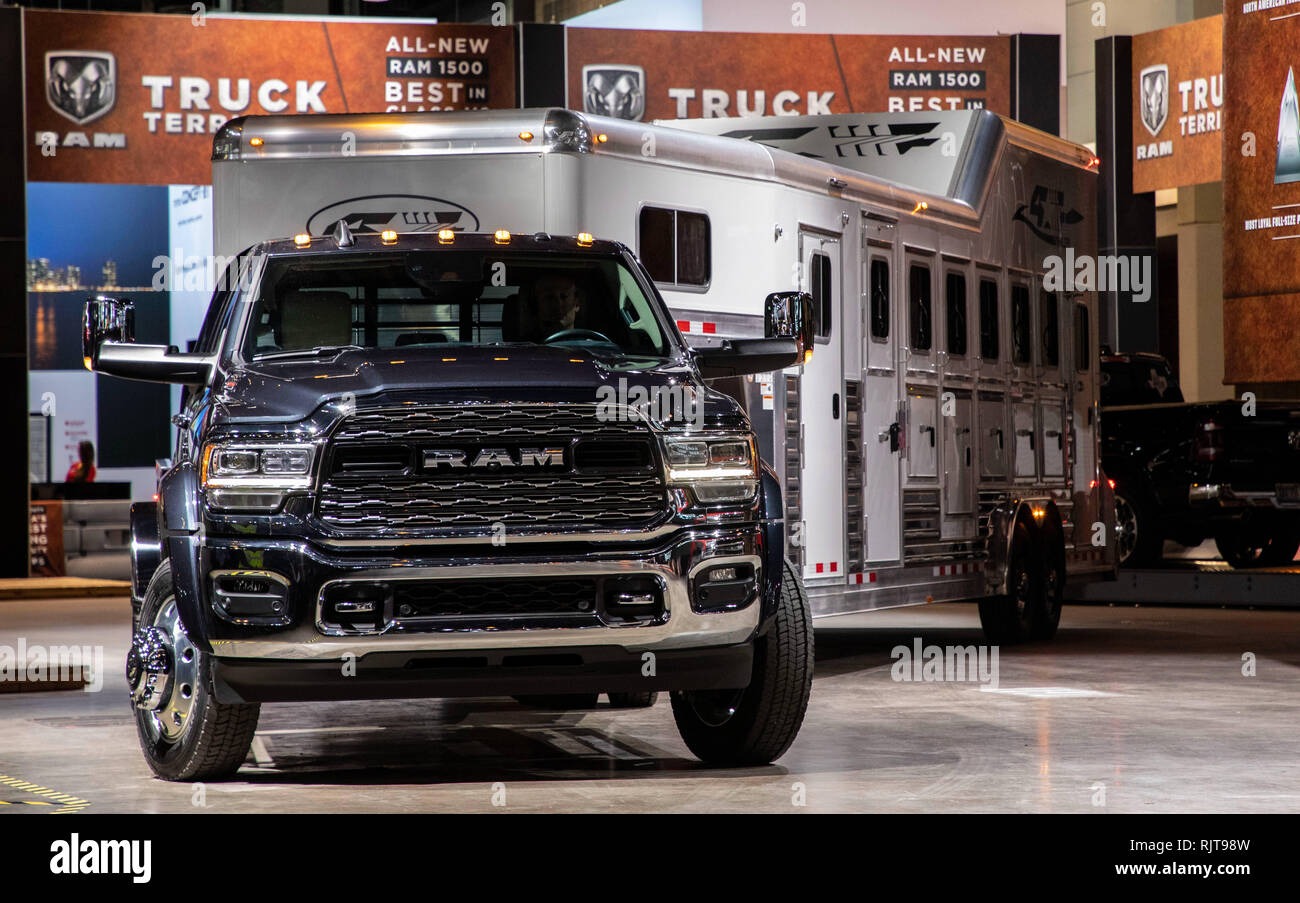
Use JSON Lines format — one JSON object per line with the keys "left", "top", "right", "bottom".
{"left": 1139, "top": 64, "right": 1168, "bottom": 138}
{"left": 582, "top": 64, "right": 645, "bottom": 121}
{"left": 46, "top": 51, "right": 117, "bottom": 126}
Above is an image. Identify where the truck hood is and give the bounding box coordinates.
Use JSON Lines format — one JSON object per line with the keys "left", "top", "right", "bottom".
{"left": 212, "top": 344, "right": 745, "bottom": 427}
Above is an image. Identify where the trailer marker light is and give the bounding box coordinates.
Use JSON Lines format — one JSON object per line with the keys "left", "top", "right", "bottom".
{"left": 912, "top": 201, "right": 929, "bottom": 214}
{"left": 596, "top": 133, "right": 608, "bottom": 144}
{"left": 293, "top": 233, "right": 311, "bottom": 247}
{"left": 519, "top": 131, "right": 534, "bottom": 142}
{"left": 250, "top": 137, "right": 264, "bottom": 147}
{"left": 380, "top": 229, "right": 398, "bottom": 244}
{"left": 1108, "top": 478, "right": 1116, "bottom": 489}
{"left": 1089, "top": 156, "right": 1101, "bottom": 168}
{"left": 577, "top": 232, "right": 594, "bottom": 246}
{"left": 803, "top": 349, "right": 814, "bottom": 364}
{"left": 1031, "top": 506, "right": 1046, "bottom": 522}
{"left": 437, "top": 229, "right": 455, "bottom": 244}
{"left": 493, "top": 230, "right": 511, "bottom": 244}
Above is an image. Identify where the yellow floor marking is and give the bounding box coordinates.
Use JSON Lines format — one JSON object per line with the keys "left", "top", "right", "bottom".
{"left": 0, "top": 774, "right": 89, "bottom": 813}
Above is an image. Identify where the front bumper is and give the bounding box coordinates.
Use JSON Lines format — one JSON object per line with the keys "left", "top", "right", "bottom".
{"left": 199, "top": 525, "right": 766, "bottom": 662}
{"left": 211, "top": 641, "right": 753, "bottom": 703}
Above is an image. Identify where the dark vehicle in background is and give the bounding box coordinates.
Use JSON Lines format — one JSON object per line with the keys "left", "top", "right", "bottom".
{"left": 1100, "top": 350, "right": 1300, "bottom": 568}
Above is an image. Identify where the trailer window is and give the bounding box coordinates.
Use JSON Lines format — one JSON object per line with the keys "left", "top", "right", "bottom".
{"left": 869, "top": 258, "right": 889, "bottom": 340}
{"left": 1011, "top": 284, "right": 1031, "bottom": 365}
{"left": 978, "top": 277, "right": 999, "bottom": 361}
{"left": 1039, "top": 290, "right": 1059, "bottom": 368}
{"left": 909, "top": 264, "right": 932, "bottom": 352}
{"left": 1075, "top": 303, "right": 1090, "bottom": 371}
{"left": 638, "top": 206, "right": 711, "bottom": 288}
{"left": 945, "top": 271, "right": 967, "bottom": 356}
{"left": 811, "top": 252, "right": 832, "bottom": 341}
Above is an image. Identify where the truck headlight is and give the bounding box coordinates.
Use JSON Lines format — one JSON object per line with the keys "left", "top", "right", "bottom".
{"left": 662, "top": 433, "right": 758, "bottom": 504}
{"left": 201, "top": 442, "right": 316, "bottom": 510}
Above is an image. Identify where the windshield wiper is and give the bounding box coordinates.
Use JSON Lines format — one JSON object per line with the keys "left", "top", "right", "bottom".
{"left": 253, "top": 345, "right": 365, "bottom": 361}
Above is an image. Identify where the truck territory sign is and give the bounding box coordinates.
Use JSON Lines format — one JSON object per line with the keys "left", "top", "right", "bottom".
{"left": 1223, "top": 3, "right": 1300, "bottom": 383}
{"left": 567, "top": 29, "right": 1011, "bottom": 122}
{"left": 25, "top": 10, "right": 515, "bottom": 186}
{"left": 1130, "top": 15, "right": 1222, "bottom": 194}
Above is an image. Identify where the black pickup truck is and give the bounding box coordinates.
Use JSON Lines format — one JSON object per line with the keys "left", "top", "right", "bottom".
{"left": 1100, "top": 350, "right": 1300, "bottom": 567}
{"left": 83, "top": 228, "right": 817, "bottom": 780}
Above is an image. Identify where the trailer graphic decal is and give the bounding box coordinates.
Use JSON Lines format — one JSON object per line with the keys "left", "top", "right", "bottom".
{"left": 719, "top": 121, "right": 942, "bottom": 158}
{"left": 305, "top": 194, "right": 480, "bottom": 237}
{"left": 1012, "top": 185, "right": 1083, "bottom": 244}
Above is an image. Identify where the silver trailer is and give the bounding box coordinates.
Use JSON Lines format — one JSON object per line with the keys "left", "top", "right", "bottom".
{"left": 212, "top": 107, "right": 1115, "bottom": 640}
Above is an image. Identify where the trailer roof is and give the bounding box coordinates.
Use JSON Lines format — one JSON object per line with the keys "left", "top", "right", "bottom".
{"left": 213, "top": 108, "right": 1095, "bottom": 228}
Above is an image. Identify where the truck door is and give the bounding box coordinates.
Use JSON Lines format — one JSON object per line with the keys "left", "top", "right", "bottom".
{"left": 798, "top": 232, "right": 845, "bottom": 580}
{"left": 863, "top": 243, "right": 901, "bottom": 563}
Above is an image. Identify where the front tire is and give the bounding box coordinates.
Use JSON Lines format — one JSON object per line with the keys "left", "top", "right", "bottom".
{"left": 131, "top": 561, "right": 260, "bottom": 782}
{"left": 1114, "top": 489, "right": 1162, "bottom": 567}
{"left": 670, "top": 559, "right": 813, "bottom": 766}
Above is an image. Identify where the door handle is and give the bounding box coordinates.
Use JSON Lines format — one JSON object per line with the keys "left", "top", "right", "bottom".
{"left": 965, "top": 447, "right": 972, "bottom": 467}
{"left": 990, "top": 427, "right": 1003, "bottom": 450}
{"left": 920, "top": 424, "right": 935, "bottom": 447}
{"left": 832, "top": 392, "right": 840, "bottom": 419}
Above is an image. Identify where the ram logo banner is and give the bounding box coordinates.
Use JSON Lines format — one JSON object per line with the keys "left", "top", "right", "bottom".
{"left": 305, "top": 195, "right": 480, "bottom": 236}
{"left": 46, "top": 50, "right": 116, "bottom": 126}
{"left": 583, "top": 64, "right": 646, "bottom": 121}
{"left": 1139, "top": 63, "right": 1169, "bottom": 137}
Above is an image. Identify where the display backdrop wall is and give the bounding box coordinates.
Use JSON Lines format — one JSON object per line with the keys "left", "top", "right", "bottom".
{"left": 567, "top": 29, "right": 1013, "bottom": 121}
{"left": 1224, "top": 5, "right": 1300, "bottom": 384}
{"left": 1130, "top": 14, "right": 1222, "bottom": 194}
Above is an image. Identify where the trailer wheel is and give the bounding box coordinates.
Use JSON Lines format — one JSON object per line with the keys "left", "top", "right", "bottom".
{"left": 670, "top": 559, "right": 813, "bottom": 766}
{"left": 1216, "top": 519, "right": 1300, "bottom": 568}
{"left": 979, "top": 522, "right": 1039, "bottom": 645}
{"left": 130, "top": 561, "right": 260, "bottom": 782}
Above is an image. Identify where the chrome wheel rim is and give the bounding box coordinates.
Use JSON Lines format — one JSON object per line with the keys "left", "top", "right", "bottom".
{"left": 140, "top": 598, "right": 198, "bottom": 744}
{"left": 687, "top": 688, "right": 746, "bottom": 728}
{"left": 1114, "top": 494, "right": 1138, "bottom": 564}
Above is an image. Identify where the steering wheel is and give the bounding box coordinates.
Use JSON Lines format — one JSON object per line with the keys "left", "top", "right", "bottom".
{"left": 543, "top": 328, "right": 614, "bottom": 344}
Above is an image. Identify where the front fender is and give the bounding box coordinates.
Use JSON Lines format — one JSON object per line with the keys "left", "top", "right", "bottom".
{"left": 128, "top": 502, "right": 161, "bottom": 606}
{"left": 156, "top": 462, "right": 212, "bottom": 651}
{"left": 759, "top": 461, "right": 784, "bottom": 622}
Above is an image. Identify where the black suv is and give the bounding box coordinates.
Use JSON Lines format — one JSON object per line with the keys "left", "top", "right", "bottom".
{"left": 84, "top": 229, "right": 816, "bottom": 780}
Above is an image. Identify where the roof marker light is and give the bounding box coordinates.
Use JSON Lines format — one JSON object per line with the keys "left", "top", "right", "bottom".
{"left": 576, "top": 232, "right": 594, "bottom": 246}
{"left": 381, "top": 229, "right": 398, "bottom": 244}
{"left": 293, "top": 233, "right": 311, "bottom": 247}
{"left": 519, "top": 131, "right": 534, "bottom": 142}
{"left": 912, "top": 201, "right": 929, "bottom": 214}
{"left": 493, "top": 230, "right": 511, "bottom": 244}
{"left": 437, "top": 229, "right": 455, "bottom": 244}
{"left": 596, "top": 133, "right": 608, "bottom": 144}
{"left": 250, "top": 137, "right": 264, "bottom": 147}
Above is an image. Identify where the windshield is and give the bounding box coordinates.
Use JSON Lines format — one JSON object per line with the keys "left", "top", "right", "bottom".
{"left": 242, "top": 250, "right": 674, "bottom": 361}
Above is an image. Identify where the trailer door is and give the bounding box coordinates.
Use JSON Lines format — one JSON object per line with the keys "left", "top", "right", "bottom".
{"left": 864, "top": 247, "right": 901, "bottom": 563}
{"left": 798, "top": 232, "right": 845, "bottom": 580}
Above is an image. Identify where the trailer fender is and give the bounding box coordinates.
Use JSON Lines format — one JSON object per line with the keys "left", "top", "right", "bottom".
{"left": 984, "top": 497, "right": 1060, "bottom": 597}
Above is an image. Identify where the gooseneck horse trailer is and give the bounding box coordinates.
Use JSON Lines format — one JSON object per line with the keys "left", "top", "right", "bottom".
{"left": 210, "top": 107, "right": 1115, "bottom": 643}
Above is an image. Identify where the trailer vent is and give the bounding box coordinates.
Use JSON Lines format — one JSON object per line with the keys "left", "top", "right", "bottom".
{"left": 902, "top": 488, "right": 941, "bottom": 560}
{"left": 844, "top": 380, "right": 865, "bottom": 573}
{"left": 783, "top": 375, "right": 804, "bottom": 569}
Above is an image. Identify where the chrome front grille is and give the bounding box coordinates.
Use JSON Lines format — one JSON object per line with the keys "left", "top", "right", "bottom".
{"left": 317, "top": 404, "right": 669, "bottom": 536}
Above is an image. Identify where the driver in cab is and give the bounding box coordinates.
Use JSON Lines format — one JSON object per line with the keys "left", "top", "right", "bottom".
{"left": 533, "top": 272, "right": 583, "bottom": 339}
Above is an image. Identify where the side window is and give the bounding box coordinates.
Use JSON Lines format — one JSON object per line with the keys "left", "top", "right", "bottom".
{"left": 978, "top": 277, "right": 999, "bottom": 361}
{"left": 1039, "top": 290, "right": 1059, "bottom": 368}
{"left": 811, "top": 252, "right": 832, "bottom": 341}
{"left": 1075, "top": 303, "right": 1090, "bottom": 372}
{"left": 945, "top": 271, "right": 967, "bottom": 356}
{"left": 869, "top": 258, "right": 890, "bottom": 340}
{"left": 638, "top": 206, "right": 711, "bottom": 288}
{"left": 909, "top": 264, "right": 932, "bottom": 352}
{"left": 1011, "top": 284, "right": 1031, "bottom": 365}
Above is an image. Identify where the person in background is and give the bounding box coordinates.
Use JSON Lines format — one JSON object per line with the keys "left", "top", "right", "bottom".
{"left": 65, "top": 440, "right": 96, "bottom": 483}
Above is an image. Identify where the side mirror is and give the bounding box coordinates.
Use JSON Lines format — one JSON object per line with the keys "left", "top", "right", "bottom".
{"left": 764, "top": 291, "right": 815, "bottom": 364}
{"left": 82, "top": 296, "right": 135, "bottom": 370}
{"left": 82, "top": 297, "right": 214, "bottom": 386}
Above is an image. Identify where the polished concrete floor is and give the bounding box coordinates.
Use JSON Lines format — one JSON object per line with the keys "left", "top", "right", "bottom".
{"left": 1, "top": 595, "right": 1298, "bottom": 813}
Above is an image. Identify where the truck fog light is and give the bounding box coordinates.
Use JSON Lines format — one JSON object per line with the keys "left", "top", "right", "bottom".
{"left": 692, "top": 481, "right": 757, "bottom": 504}
{"left": 208, "top": 489, "right": 285, "bottom": 511}
{"left": 693, "top": 563, "right": 757, "bottom": 613}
